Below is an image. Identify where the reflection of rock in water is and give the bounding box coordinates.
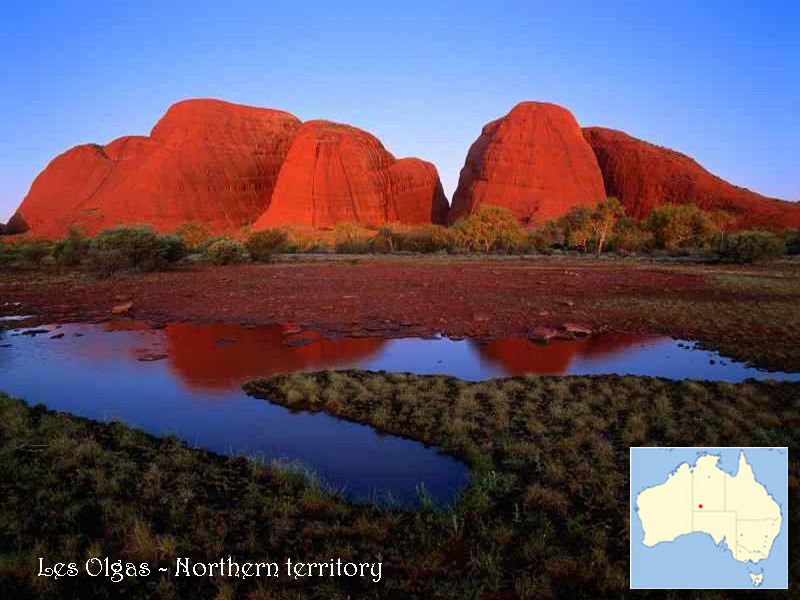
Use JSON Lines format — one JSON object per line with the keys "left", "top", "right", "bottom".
{"left": 476, "top": 332, "right": 658, "bottom": 375}
{"left": 164, "top": 323, "right": 385, "bottom": 392}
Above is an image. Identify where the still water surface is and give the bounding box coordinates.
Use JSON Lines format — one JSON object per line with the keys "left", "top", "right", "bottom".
{"left": 1, "top": 321, "right": 796, "bottom": 503}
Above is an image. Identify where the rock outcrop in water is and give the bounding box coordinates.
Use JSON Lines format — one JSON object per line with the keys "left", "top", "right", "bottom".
{"left": 583, "top": 127, "right": 800, "bottom": 230}
{"left": 253, "top": 120, "right": 449, "bottom": 229}
{"left": 10, "top": 99, "right": 302, "bottom": 237}
{"left": 449, "top": 102, "right": 606, "bottom": 225}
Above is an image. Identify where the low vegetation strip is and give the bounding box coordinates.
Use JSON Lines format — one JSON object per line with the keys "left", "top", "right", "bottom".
{"left": 246, "top": 372, "right": 800, "bottom": 596}
{"left": 3, "top": 374, "right": 799, "bottom": 598}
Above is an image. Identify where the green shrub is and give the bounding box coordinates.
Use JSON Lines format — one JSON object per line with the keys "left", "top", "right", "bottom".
{"left": 643, "top": 204, "right": 718, "bottom": 250}
{"left": 53, "top": 227, "right": 90, "bottom": 266}
{"left": 558, "top": 206, "right": 595, "bottom": 251}
{"left": 334, "top": 223, "right": 372, "bottom": 254}
{"left": 401, "top": 225, "right": 459, "bottom": 253}
{"left": 286, "top": 229, "right": 329, "bottom": 253}
{"left": 784, "top": 229, "right": 800, "bottom": 255}
{"left": 245, "top": 229, "right": 290, "bottom": 261}
{"left": 609, "top": 218, "right": 654, "bottom": 253}
{"left": 368, "top": 227, "right": 398, "bottom": 253}
{"left": 0, "top": 238, "right": 55, "bottom": 268}
{"left": 721, "top": 231, "right": 785, "bottom": 263}
{"left": 525, "top": 221, "right": 564, "bottom": 252}
{"left": 22, "top": 239, "right": 55, "bottom": 264}
{"left": 204, "top": 237, "right": 246, "bottom": 265}
{"left": 372, "top": 225, "right": 459, "bottom": 253}
{"left": 452, "top": 204, "right": 525, "bottom": 253}
{"left": 88, "top": 226, "right": 187, "bottom": 276}
{"left": 174, "top": 222, "right": 213, "bottom": 253}
{"left": 0, "top": 241, "right": 19, "bottom": 267}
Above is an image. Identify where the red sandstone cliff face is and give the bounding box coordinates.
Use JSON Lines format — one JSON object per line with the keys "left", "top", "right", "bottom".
{"left": 583, "top": 127, "right": 800, "bottom": 230}
{"left": 449, "top": 102, "right": 606, "bottom": 225}
{"left": 253, "top": 120, "right": 449, "bottom": 229}
{"left": 10, "top": 99, "right": 301, "bottom": 237}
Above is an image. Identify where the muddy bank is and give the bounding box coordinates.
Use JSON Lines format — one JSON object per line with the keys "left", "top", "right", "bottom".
{"left": 2, "top": 255, "right": 799, "bottom": 371}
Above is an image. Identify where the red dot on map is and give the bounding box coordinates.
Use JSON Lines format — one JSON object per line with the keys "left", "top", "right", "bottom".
{"left": 699, "top": 504, "right": 703, "bottom": 508}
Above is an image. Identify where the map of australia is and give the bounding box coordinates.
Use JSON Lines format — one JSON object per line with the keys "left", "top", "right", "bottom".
{"left": 630, "top": 448, "right": 787, "bottom": 590}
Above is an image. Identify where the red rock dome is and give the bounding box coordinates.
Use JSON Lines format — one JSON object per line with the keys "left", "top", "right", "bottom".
{"left": 253, "top": 120, "right": 449, "bottom": 229}
{"left": 583, "top": 127, "right": 800, "bottom": 230}
{"left": 10, "top": 99, "right": 301, "bottom": 237}
{"left": 449, "top": 102, "right": 606, "bottom": 225}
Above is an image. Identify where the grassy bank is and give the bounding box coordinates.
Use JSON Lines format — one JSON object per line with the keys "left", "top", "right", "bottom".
{"left": 3, "top": 371, "right": 798, "bottom": 598}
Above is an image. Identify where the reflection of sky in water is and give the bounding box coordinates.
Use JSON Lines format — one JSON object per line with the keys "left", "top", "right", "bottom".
{"left": 0, "top": 322, "right": 797, "bottom": 504}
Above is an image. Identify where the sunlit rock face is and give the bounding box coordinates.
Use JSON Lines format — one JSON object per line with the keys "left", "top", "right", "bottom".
{"left": 10, "top": 99, "right": 302, "bottom": 237}
{"left": 253, "top": 120, "right": 449, "bottom": 229}
{"left": 583, "top": 126, "right": 800, "bottom": 230}
{"left": 449, "top": 102, "right": 606, "bottom": 225}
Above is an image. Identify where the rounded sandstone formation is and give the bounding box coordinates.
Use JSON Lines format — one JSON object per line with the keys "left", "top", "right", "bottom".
{"left": 253, "top": 120, "right": 449, "bottom": 229}
{"left": 11, "top": 99, "right": 301, "bottom": 237}
{"left": 449, "top": 102, "right": 606, "bottom": 225}
{"left": 583, "top": 127, "right": 800, "bottom": 230}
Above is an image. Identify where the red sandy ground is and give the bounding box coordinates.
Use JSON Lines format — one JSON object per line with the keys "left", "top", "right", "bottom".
{"left": 2, "top": 256, "right": 799, "bottom": 370}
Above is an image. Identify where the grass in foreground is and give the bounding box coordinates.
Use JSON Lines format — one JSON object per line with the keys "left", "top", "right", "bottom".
{"left": 2, "top": 372, "right": 799, "bottom": 598}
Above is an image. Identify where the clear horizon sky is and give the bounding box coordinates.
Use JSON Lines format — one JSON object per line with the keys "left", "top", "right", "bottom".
{"left": 1, "top": 0, "right": 798, "bottom": 221}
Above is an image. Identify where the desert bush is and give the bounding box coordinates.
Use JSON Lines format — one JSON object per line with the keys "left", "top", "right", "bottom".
{"left": 525, "top": 221, "right": 564, "bottom": 252}
{"left": 720, "top": 230, "right": 785, "bottom": 263}
{"left": 609, "top": 217, "right": 654, "bottom": 253}
{"left": 784, "top": 229, "right": 800, "bottom": 255}
{"left": 0, "top": 241, "right": 18, "bottom": 267}
{"left": 403, "top": 225, "right": 459, "bottom": 253}
{"left": 285, "top": 229, "right": 329, "bottom": 253}
{"left": 452, "top": 204, "right": 525, "bottom": 253}
{"left": 245, "top": 229, "right": 290, "bottom": 261}
{"left": 334, "top": 222, "right": 372, "bottom": 254}
{"left": 174, "top": 222, "right": 213, "bottom": 253}
{"left": 204, "top": 237, "right": 246, "bottom": 265}
{"left": 558, "top": 205, "right": 595, "bottom": 251}
{"left": 368, "top": 227, "right": 398, "bottom": 253}
{"left": 53, "top": 227, "right": 90, "bottom": 266}
{"left": 643, "top": 204, "right": 718, "bottom": 250}
{"left": 374, "top": 224, "right": 459, "bottom": 253}
{"left": 88, "top": 226, "right": 187, "bottom": 276}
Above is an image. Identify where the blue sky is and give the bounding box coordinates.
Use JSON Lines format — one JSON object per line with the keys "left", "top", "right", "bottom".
{"left": 1, "top": 0, "right": 798, "bottom": 221}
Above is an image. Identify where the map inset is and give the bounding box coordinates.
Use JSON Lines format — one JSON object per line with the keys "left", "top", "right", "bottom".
{"left": 630, "top": 447, "right": 788, "bottom": 589}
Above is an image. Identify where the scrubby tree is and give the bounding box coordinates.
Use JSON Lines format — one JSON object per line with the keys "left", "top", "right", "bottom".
{"left": 526, "top": 220, "right": 564, "bottom": 252}
{"left": 452, "top": 204, "right": 525, "bottom": 253}
{"left": 89, "top": 226, "right": 187, "bottom": 275}
{"left": 644, "top": 203, "right": 718, "bottom": 250}
{"left": 591, "top": 197, "right": 625, "bottom": 254}
{"left": 54, "top": 226, "right": 90, "bottom": 266}
{"left": 610, "top": 217, "right": 654, "bottom": 253}
{"left": 174, "top": 222, "right": 212, "bottom": 253}
{"left": 333, "top": 222, "right": 372, "bottom": 254}
{"left": 785, "top": 229, "right": 800, "bottom": 255}
{"left": 204, "top": 237, "right": 246, "bottom": 265}
{"left": 721, "top": 231, "right": 785, "bottom": 263}
{"left": 245, "top": 229, "right": 290, "bottom": 261}
{"left": 558, "top": 205, "right": 595, "bottom": 251}
{"left": 710, "top": 210, "right": 736, "bottom": 249}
